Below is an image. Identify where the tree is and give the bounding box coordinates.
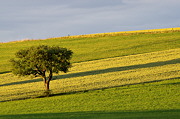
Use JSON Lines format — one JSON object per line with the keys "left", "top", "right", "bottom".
{"left": 10, "top": 45, "right": 73, "bottom": 91}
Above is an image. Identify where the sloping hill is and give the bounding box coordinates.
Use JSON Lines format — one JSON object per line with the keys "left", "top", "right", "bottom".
{"left": 0, "top": 48, "right": 179, "bottom": 102}
{"left": 0, "top": 28, "right": 180, "bottom": 73}
{"left": 0, "top": 76, "right": 179, "bottom": 118}
{"left": 0, "top": 28, "right": 179, "bottom": 118}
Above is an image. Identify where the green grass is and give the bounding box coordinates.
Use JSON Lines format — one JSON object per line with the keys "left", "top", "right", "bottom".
{"left": 0, "top": 48, "right": 179, "bottom": 102}
{"left": 0, "top": 49, "right": 179, "bottom": 118}
{"left": 0, "top": 110, "right": 179, "bottom": 119}
{"left": 0, "top": 79, "right": 179, "bottom": 118}
{"left": 0, "top": 31, "right": 180, "bottom": 72}
{"left": 0, "top": 28, "right": 180, "bottom": 118}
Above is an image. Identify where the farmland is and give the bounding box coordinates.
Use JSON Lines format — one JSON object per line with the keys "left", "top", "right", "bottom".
{"left": 0, "top": 48, "right": 179, "bottom": 102}
{"left": 0, "top": 78, "right": 179, "bottom": 119}
{"left": 0, "top": 28, "right": 180, "bottom": 118}
{"left": 0, "top": 28, "right": 180, "bottom": 73}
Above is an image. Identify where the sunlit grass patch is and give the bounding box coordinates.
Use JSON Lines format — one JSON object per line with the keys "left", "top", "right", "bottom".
{"left": 0, "top": 48, "right": 179, "bottom": 102}
{"left": 0, "top": 29, "right": 180, "bottom": 73}
{"left": 0, "top": 78, "right": 179, "bottom": 116}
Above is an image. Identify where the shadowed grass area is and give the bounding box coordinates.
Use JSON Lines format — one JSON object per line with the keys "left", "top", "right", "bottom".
{"left": 0, "top": 71, "right": 10, "bottom": 74}
{"left": 0, "top": 110, "right": 179, "bottom": 119}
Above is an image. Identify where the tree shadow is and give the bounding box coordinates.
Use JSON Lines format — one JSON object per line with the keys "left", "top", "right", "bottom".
{"left": 0, "top": 71, "right": 11, "bottom": 74}
{"left": 0, "top": 78, "right": 42, "bottom": 86}
{"left": 57, "top": 58, "right": 179, "bottom": 80}
{"left": 0, "top": 58, "right": 179, "bottom": 87}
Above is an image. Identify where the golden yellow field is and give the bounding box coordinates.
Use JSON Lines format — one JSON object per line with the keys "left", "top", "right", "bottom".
{"left": 7, "top": 27, "right": 178, "bottom": 42}
{"left": 0, "top": 48, "right": 179, "bottom": 102}
{"left": 50, "top": 27, "right": 180, "bottom": 39}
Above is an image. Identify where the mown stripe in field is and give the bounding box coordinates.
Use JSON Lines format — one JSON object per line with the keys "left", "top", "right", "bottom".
{"left": 1, "top": 76, "right": 179, "bottom": 103}
{"left": 0, "top": 58, "right": 179, "bottom": 87}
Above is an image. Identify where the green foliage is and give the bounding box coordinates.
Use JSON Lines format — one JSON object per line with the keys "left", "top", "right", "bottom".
{"left": 11, "top": 45, "right": 73, "bottom": 76}
{"left": 10, "top": 45, "right": 73, "bottom": 90}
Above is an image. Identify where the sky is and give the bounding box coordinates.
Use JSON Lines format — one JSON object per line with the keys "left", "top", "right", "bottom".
{"left": 0, "top": 0, "right": 180, "bottom": 42}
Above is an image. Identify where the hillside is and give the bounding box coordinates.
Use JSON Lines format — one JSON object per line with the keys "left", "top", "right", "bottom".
{"left": 0, "top": 48, "right": 179, "bottom": 102}
{"left": 0, "top": 77, "right": 180, "bottom": 118}
{"left": 0, "top": 28, "right": 180, "bottom": 118}
{"left": 0, "top": 28, "right": 180, "bottom": 73}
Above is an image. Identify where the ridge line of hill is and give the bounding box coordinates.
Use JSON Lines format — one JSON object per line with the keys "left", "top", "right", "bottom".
{"left": 1, "top": 27, "right": 180, "bottom": 43}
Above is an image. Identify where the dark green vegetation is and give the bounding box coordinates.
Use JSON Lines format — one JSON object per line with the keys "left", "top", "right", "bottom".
{"left": 10, "top": 45, "right": 73, "bottom": 91}
{"left": 1, "top": 110, "right": 179, "bottom": 119}
{"left": 0, "top": 32, "right": 180, "bottom": 73}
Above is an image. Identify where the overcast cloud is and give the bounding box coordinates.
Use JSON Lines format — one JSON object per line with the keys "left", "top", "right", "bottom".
{"left": 0, "top": 0, "right": 180, "bottom": 42}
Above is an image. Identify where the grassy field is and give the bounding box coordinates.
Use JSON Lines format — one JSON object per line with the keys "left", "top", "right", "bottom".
{"left": 0, "top": 28, "right": 180, "bottom": 118}
{"left": 0, "top": 79, "right": 179, "bottom": 118}
{"left": 0, "top": 28, "right": 180, "bottom": 73}
{"left": 58, "top": 27, "right": 180, "bottom": 39}
{"left": 1, "top": 111, "right": 180, "bottom": 119}
{"left": 0, "top": 48, "right": 179, "bottom": 102}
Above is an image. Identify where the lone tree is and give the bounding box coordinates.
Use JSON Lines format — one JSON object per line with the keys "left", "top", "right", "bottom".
{"left": 10, "top": 45, "right": 73, "bottom": 91}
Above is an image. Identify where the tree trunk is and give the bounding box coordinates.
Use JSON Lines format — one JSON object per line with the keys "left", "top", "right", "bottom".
{"left": 42, "top": 70, "right": 52, "bottom": 91}
{"left": 44, "top": 80, "right": 50, "bottom": 97}
{"left": 41, "top": 69, "right": 53, "bottom": 95}
{"left": 43, "top": 77, "right": 50, "bottom": 91}
{"left": 42, "top": 76, "right": 48, "bottom": 91}
{"left": 45, "top": 81, "right": 50, "bottom": 91}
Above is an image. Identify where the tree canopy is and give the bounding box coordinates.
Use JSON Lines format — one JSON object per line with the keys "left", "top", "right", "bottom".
{"left": 10, "top": 45, "right": 73, "bottom": 91}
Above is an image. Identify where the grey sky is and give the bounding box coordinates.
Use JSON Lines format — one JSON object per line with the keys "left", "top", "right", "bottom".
{"left": 0, "top": 0, "right": 180, "bottom": 42}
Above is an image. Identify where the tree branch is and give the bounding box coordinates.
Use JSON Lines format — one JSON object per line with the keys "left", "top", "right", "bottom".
{"left": 35, "top": 65, "right": 43, "bottom": 75}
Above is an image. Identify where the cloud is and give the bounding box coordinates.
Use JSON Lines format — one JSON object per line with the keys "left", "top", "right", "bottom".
{"left": 64, "top": 0, "right": 124, "bottom": 8}
{"left": 0, "top": 0, "right": 180, "bottom": 42}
